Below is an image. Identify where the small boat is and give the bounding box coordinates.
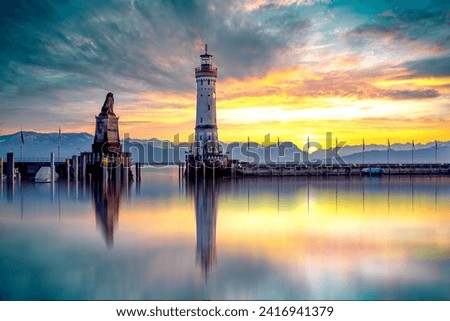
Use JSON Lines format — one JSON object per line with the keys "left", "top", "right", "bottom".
{"left": 361, "top": 167, "right": 384, "bottom": 175}
{"left": 35, "top": 166, "right": 59, "bottom": 183}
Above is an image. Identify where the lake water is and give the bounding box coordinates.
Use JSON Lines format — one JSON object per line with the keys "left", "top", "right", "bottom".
{"left": 1, "top": 166, "right": 449, "bottom": 300}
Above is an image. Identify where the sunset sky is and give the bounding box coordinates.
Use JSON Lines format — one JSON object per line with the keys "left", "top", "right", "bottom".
{"left": 0, "top": 0, "right": 449, "bottom": 146}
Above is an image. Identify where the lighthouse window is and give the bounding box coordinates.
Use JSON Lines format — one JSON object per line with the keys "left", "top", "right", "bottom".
{"left": 200, "top": 117, "right": 203, "bottom": 123}
{"left": 208, "top": 105, "right": 210, "bottom": 110}
{"left": 208, "top": 80, "right": 210, "bottom": 85}
{"left": 201, "top": 80, "right": 203, "bottom": 85}
{"left": 208, "top": 135, "right": 211, "bottom": 140}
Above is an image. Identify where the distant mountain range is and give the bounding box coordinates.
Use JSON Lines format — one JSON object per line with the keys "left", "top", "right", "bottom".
{"left": 1, "top": 131, "right": 449, "bottom": 164}
{"left": 0, "top": 131, "right": 93, "bottom": 161}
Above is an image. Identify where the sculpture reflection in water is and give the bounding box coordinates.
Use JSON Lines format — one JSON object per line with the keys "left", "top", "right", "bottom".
{"left": 188, "top": 178, "right": 219, "bottom": 281}
{"left": 92, "top": 180, "right": 123, "bottom": 249}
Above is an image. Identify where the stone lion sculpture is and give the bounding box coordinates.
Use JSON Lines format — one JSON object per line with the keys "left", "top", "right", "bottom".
{"left": 101, "top": 92, "right": 115, "bottom": 114}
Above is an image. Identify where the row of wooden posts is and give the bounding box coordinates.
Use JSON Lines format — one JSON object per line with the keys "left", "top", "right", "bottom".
{"left": 0, "top": 153, "right": 18, "bottom": 186}
{"left": 0, "top": 152, "right": 142, "bottom": 186}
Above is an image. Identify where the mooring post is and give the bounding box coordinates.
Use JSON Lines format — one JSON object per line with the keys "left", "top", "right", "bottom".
{"left": 0, "top": 157, "right": 3, "bottom": 184}
{"left": 115, "top": 158, "right": 121, "bottom": 184}
{"left": 6, "top": 152, "right": 14, "bottom": 187}
{"left": 202, "top": 162, "right": 206, "bottom": 184}
{"left": 66, "top": 159, "right": 70, "bottom": 181}
{"left": 186, "top": 161, "right": 190, "bottom": 179}
{"left": 50, "top": 152, "right": 55, "bottom": 183}
{"left": 121, "top": 164, "right": 127, "bottom": 187}
{"left": 81, "top": 154, "right": 87, "bottom": 182}
{"left": 121, "top": 155, "right": 126, "bottom": 184}
{"left": 135, "top": 162, "right": 141, "bottom": 182}
{"left": 75, "top": 156, "right": 79, "bottom": 182}
{"left": 72, "top": 156, "right": 79, "bottom": 183}
{"left": 194, "top": 161, "right": 198, "bottom": 181}
{"left": 102, "top": 160, "right": 107, "bottom": 184}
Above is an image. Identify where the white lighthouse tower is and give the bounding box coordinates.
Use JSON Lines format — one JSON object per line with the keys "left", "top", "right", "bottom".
{"left": 193, "top": 44, "right": 220, "bottom": 160}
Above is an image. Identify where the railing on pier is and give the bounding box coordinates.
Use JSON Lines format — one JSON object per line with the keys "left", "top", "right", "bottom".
{"left": 236, "top": 162, "right": 450, "bottom": 176}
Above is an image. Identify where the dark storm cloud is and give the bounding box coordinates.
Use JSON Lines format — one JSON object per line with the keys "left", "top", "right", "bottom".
{"left": 347, "top": 24, "right": 400, "bottom": 37}
{"left": 383, "top": 89, "right": 439, "bottom": 100}
{"left": 0, "top": 0, "right": 310, "bottom": 119}
{"left": 402, "top": 56, "right": 450, "bottom": 77}
{"left": 133, "top": 0, "right": 310, "bottom": 78}
{"left": 344, "top": 2, "right": 450, "bottom": 48}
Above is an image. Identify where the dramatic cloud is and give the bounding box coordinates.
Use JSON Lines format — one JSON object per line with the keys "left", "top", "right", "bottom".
{"left": 402, "top": 56, "right": 450, "bottom": 77}
{"left": 0, "top": 0, "right": 449, "bottom": 144}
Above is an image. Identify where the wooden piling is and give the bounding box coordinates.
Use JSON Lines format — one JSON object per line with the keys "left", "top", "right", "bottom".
{"left": 66, "top": 159, "right": 71, "bottom": 181}
{"left": 121, "top": 164, "right": 128, "bottom": 185}
{"left": 6, "top": 152, "right": 14, "bottom": 186}
{"left": 50, "top": 152, "right": 55, "bottom": 183}
{"left": 101, "top": 156, "right": 108, "bottom": 186}
{"left": 194, "top": 162, "right": 198, "bottom": 181}
{"left": 72, "top": 156, "right": 79, "bottom": 182}
{"left": 81, "top": 154, "right": 87, "bottom": 182}
{"left": 0, "top": 158, "right": 3, "bottom": 183}
{"left": 135, "top": 162, "right": 141, "bottom": 181}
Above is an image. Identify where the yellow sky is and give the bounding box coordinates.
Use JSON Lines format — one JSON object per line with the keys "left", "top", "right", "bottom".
{"left": 102, "top": 65, "right": 450, "bottom": 146}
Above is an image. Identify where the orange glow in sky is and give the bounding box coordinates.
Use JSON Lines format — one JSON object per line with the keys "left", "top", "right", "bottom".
{"left": 107, "top": 66, "right": 450, "bottom": 146}
{"left": 1, "top": 0, "right": 449, "bottom": 148}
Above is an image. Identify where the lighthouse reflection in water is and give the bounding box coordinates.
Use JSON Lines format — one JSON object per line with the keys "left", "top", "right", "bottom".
{"left": 0, "top": 166, "right": 449, "bottom": 300}
{"left": 190, "top": 178, "right": 218, "bottom": 281}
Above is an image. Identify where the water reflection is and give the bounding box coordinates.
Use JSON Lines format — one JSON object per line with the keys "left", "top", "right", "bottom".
{"left": 93, "top": 181, "right": 122, "bottom": 249}
{"left": 6, "top": 181, "right": 14, "bottom": 201}
{"left": 0, "top": 169, "right": 449, "bottom": 300}
{"left": 187, "top": 179, "right": 218, "bottom": 281}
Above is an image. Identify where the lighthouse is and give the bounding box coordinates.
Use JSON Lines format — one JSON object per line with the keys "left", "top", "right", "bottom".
{"left": 186, "top": 44, "right": 231, "bottom": 178}
{"left": 194, "top": 44, "right": 220, "bottom": 160}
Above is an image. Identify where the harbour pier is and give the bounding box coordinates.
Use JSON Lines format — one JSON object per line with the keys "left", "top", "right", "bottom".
{"left": 236, "top": 162, "right": 450, "bottom": 176}
{"left": 1, "top": 93, "right": 133, "bottom": 184}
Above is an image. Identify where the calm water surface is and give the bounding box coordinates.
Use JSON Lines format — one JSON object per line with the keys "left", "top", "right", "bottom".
{"left": 1, "top": 166, "right": 449, "bottom": 300}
